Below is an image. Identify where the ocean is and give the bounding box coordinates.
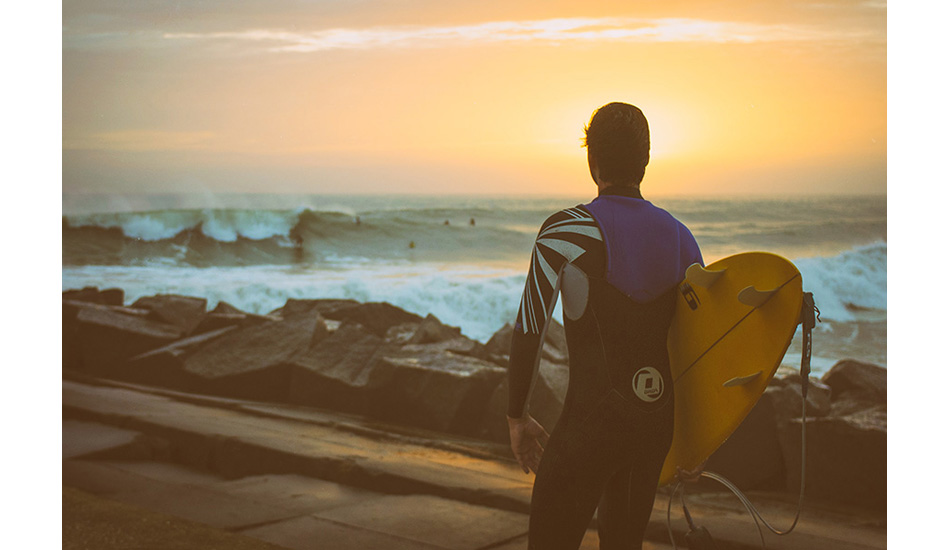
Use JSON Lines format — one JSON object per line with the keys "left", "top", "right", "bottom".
{"left": 62, "top": 192, "right": 886, "bottom": 376}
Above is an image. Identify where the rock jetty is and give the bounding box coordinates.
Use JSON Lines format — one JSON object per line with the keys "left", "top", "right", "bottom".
{"left": 62, "top": 287, "right": 886, "bottom": 509}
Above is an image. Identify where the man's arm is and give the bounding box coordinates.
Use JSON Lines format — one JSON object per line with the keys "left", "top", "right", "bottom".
{"left": 506, "top": 207, "right": 603, "bottom": 419}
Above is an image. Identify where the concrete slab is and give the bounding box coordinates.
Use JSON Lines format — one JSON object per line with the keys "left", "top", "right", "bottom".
{"left": 242, "top": 515, "right": 445, "bottom": 550}
{"left": 111, "top": 479, "right": 304, "bottom": 530}
{"left": 65, "top": 459, "right": 174, "bottom": 496}
{"left": 63, "top": 379, "right": 886, "bottom": 550}
{"left": 315, "top": 494, "right": 528, "bottom": 550}
{"left": 64, "top": 460, "right": 302, "bottom": 530}
{"left": 469, "top": 528, "right": 675, "bottom": 549}
{"left": 64, "top": 486, "right": 286, "bottom": 550}
{"left": 212, "top": 474, "right": 376, "bottom": 514}
{"left": 64, "top": 379, "right": 533, "bottom": 512}
{"left": 62, "top": 420, "right": 141, "bottom": 459}
{"left": 100, "top": 460, "right": 227, "bottom": 487}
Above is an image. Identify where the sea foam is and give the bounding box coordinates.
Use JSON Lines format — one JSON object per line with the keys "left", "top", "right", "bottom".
{"left": 795, "top": 241, "right": 886, "bottom": 322}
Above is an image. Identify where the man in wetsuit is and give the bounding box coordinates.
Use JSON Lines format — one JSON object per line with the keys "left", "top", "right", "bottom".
{"left": 506, "top": 102, "right": 703, "bottom": 549}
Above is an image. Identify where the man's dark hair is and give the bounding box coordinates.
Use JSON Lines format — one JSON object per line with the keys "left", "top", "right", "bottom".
{"left": 583, "top": 102, "right": 650, "bottom": 186}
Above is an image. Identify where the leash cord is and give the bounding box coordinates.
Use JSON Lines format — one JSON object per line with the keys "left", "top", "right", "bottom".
{"left": 665, "top": 293, "right": 818, "bottom": 549}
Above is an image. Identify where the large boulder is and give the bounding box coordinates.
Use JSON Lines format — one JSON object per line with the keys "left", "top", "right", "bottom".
{"left": 364, "top": 347, "right": 506, "bottom": 435}
{"left": 485, "top": 323, "right": 514, "bottom": 357}
{"left": 192, "top": 302, "right": 277, "bottom": 335}
{"left": 479, "top": 359, "right": 569, "bottom": 443}
{"left": 65, "top": 301, "right": 183, "bottom": 376}
{"left": 821, "top": 360, "right": 886, "bottom": 416}
{"left": 286, "top": 321, "right": 386, "bottom": 414}
{"left": 131, "top": 294, "right": 208, "bottom": 336}
{"left": 320, "top": 302, "right": 424, "bottom": 338}
{"left": 63, "top": 286, "right": 124, "bottom": 306}
{"left": 407, "top": 313, "right": 463, "bottom": 344}
{"left": 125, "top": 327, "right": 238, "bottom": 389}
{"left": 268, "top": 298, "right": 360, "bottom": 318}
{"left": 483, "top": 320, "right": 568, "bottom": 364}
{"left": 178, "top": 308, "right": 329, "bottom": 401}
{"left": 778, "top": 405, "right": 886, "bottom": 509}
{"left": 767, "top": 360, "right": 888, "bottom": 508}
{"left": 702, "top": 377, "right": 832, "bottom": 492}
{"left": 288, "top": 319, "right": 506, "bottom": 436}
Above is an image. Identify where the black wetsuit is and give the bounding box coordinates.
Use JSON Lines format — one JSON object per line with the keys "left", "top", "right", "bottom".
{"left": 508, "top": 187, "right": 702, "bottom": 549}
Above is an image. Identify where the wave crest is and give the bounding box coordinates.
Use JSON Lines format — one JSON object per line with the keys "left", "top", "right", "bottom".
{"left": 796, "top": 241, "right": 886, "bottom": 322}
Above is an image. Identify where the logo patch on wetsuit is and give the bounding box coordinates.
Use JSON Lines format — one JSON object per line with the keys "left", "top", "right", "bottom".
{"left": 632, "top": 367, "right": 664, "bottom": 402}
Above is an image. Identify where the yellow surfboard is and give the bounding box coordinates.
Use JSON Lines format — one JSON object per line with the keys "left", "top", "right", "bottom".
{"left": 658, "top": 252, "right": 803, "bottom": 487}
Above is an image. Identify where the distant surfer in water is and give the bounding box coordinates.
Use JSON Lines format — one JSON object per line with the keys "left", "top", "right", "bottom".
{"left": 507, "top": 102, "right": 703, "bottom": 549}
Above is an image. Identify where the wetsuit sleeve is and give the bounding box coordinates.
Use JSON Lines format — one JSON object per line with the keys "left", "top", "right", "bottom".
{"left": 507, "top": 207, "right": 604, "bottom": 418}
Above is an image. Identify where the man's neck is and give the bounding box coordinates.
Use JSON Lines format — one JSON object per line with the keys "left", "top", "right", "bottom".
{"left": 597, "top": 185, "right": 643, "bottom": 200}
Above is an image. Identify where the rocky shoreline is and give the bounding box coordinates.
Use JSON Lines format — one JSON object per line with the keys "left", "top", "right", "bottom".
{"left": 62, "top": 287, "right": 886, "bottom": 510}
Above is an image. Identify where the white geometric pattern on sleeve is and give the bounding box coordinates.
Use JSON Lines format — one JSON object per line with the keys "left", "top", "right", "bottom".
{"left": 517, "top": 207, "right": 602, "bottom": 334}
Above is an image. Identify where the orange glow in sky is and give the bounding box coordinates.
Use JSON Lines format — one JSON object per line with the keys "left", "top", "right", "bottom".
{"left": 63, "top": 1, "right": 886, "bottom": 197}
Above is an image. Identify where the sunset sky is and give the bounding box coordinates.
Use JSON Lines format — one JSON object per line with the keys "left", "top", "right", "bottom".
{"left": 62, "top": 0, "right": 887, "bottom": 197}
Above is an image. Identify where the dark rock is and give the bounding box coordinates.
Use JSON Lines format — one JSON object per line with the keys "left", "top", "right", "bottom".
{"left": 821, "top": 360, "right": 886, "bottom": 406}
{"left": 408, "top": 314, "right": 463, "bottom": 344}
{"left": 364, "top": 347, "right": 506, "bottom": 435}
{"left": 321, "top": 302, "right": 424, "bottom": 338}
{"left": 99, "top": 288, "right": 125, "bottom": 306}
{"left": 192, "top": 313, "right": 251, "bottom": 335}
{"left": 289, "top": 322, "right": 507, "bottom": 436}
{"left": 68, "top": 302, "right": 182, "bottom": 376}
{"left": 192, "top": 308, "right": 278, "bottom": 335}
{"left": 180, "top": 310, "right": 328, "bottom": 401}
{"left": 62, "top": 286, "right": 124, "bottom": 306}
{"left": 63, "top": 299, "right": 98, "bottom": 370}
{"left": 694, "top": 374, "right": 833, "bottom": 493}
{"left": 210, "top": 301, "right": 245, "bottom": 315}
{"left": 704, "top": 386, "right": 789, "bottom": 492}
{"left": 383, "top": 322, "right": 419, "bottom": 345}
{"left": 125, "top": 327, "right": 238, "bottom": 389}
{"left": 287, "top": 322, "right": 386, "bottom": 414}
{"left": 131, "top": 294, "right": 208, "bottom": 336}
{"left": 479, "top": 359, "right": 569, "bottom": 443}
{"left": 485, "top": 324, "right": 514, "bottom": 357}
{"left": 63, "top": 286, "right": 101, "bottom": 303}
{"left": 190, "top": 301, "right": 257, "bottom": 334}
{"left": 767, "top": 375, "right": 834, "bottom": 418}
{"left": 268, "top": 298, "right": 360, "bottom": 318}
{"left": 483, "top": 321, "right": 568, "bottom": 364}
{"left": 778, "top": 405, "right": 886, "bottom": 509}
{"left": 404, "top": 337, "right": 493, "bottom": 365}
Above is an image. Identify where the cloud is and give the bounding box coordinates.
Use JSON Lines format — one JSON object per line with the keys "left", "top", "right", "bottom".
{"left": 161, "top": 17, "right": 881, "bottom": 53}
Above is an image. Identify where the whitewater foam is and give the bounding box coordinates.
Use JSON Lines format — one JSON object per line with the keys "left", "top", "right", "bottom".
{"left": 62, "top": 194, "right": 887, "bottom": 372}
{"left": 794, "top": 241, "right": 886, "bottom": 322}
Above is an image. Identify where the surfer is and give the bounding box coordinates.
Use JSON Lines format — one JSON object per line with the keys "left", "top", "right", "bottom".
{"left": 507, "top": 102, "right": 703, "bottom": 549}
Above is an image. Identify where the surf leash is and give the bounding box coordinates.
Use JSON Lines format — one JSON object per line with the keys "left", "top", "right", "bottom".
{"left": 666, "top": 292, "right": 820, "bottom": 550}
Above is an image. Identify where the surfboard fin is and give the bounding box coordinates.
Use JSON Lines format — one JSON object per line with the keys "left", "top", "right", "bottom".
{"left": 685, "top": 263, "right": 725, "bottom": 288}
{"left": 737, "top": 285, "right": 778, "bottom": 307}
{"left": 723, "top": 371, "right": 763, "bottom": 387}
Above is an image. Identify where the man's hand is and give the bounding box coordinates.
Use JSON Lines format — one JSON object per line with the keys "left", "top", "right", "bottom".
{"left": 507, "top": 414, "right": 550, "bottom": 474}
